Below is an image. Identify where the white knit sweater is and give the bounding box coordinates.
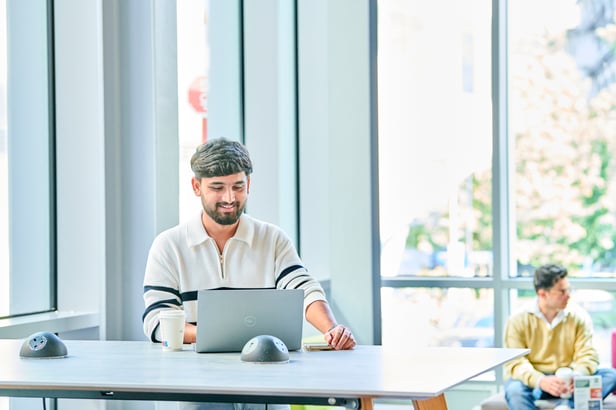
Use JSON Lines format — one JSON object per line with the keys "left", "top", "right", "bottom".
{"left": 142, "top": 212, "right": 327, "bottom": 342}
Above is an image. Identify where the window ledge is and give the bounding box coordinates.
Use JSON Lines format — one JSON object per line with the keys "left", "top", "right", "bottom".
{"left": 0, "top": 311, "right": 99, "bottom": 339}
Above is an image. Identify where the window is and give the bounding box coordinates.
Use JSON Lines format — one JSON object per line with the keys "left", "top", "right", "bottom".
{"left": 377, "top": 0, "right": 493, "bottom": 280}
{"left": 0, "top": 0, "right": 7, "bottom": 316}
{"left": 0, "top": 0, "right": 55, "bottom": 319}
{"left": 177, "top": 0, "right": 210, "bottom": 222}
{"left": 509, "top": 0, "right": 616, "bottom": 365}
{"left": 177, "top": 0, "right": 244, "bottom": 223}
{"left": 510, "top": 0, "right": 616, "bottom": 278}
{"left": 378, "top": 0, "right": 616, "bottom": 368}
{"left": 377, "top": 0, "right": 494, "bottom": 351}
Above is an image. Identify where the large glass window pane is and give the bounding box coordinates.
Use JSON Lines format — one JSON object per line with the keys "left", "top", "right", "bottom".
{"left": 0, "top": 1, "right": 8, "bottom": 316}
{"left": 377, "top": 0, "right": 493, "bottom": 279}
{"left": 177, "top": 0, "right": 243, "bottom": 223}
{"left": 510, "top": 0, "right": 616, "bottom": 278}
{"left": 1, "top": 0, "right": 54, "bottom": 319}
{"left": 177, "top": 0, "right": 210, "bottom": 222}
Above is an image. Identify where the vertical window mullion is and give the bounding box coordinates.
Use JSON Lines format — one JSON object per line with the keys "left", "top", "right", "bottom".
{"left": 491, "top": 0, "right": 511, "bottom": 385}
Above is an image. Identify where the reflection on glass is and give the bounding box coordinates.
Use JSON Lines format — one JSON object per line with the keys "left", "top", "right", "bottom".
{"left": 510, "top": 0, "right": 616, "bottom": 278}
{"left": 509, "top": 288, "right": 616, "bottom": 366}
{"left": 381, "top": 287, "right": 494, "bottom": 350}
{"left": 377, "top": 0, "right": 493, "bottom": 278}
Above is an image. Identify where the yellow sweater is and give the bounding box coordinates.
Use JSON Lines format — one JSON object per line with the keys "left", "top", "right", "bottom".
{"left": 504, "top": 301, "right": 599, "bottom": 388}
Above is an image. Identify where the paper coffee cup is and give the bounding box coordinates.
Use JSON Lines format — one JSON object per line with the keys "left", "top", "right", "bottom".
{"left": 555, "top": 367, "right": 573, "bottom": 399}
{"left": 159, "top": 309, "right": 185, "bottom": 351}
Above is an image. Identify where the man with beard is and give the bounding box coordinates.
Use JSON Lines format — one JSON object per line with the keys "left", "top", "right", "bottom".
{"left": 142, "top": 138, "right": 355, "bottom": 351}
{"left": 503, "top": 264, "right": 616, "bottom": 409}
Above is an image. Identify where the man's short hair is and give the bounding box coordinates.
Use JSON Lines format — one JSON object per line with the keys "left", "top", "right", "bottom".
{"left": 533, "top": 264, "right": 568, "bottom": 292}
{"left": 191, "top": 138, "right": 253, "bottom": 179}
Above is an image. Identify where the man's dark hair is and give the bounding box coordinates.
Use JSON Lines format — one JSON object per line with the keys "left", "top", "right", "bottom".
{"left": 190, "top": 138, "right": 253, "bottom": 179}
{"left": 533, "top": 264, "right": 568, "bottom": 292}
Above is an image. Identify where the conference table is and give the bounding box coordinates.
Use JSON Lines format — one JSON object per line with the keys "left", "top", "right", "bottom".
{"left": 0, "top": 339, "right": 528, "bottom": 410}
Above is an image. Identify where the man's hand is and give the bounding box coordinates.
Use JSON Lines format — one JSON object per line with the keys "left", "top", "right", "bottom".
{"left": 184, "top": 323, "right": 197, "bottom": 344}
{"left": 324, "top": 324, "right": 356, "bottom": 350}
{"left": 539, "top": 375, "right": 573, "bottom": 398}
{"left": 304, "top": 300, "right": 357, "bottom": 350}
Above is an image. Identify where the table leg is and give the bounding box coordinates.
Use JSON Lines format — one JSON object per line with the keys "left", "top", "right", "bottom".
{"left": 360, "top": 397, "right": 374, "bottom": 410}
{"left": 412, "top": 393, "right": 448, "bottom": 410}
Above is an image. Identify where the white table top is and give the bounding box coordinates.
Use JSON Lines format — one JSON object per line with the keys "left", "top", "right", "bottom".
{"left": 0, "top": 339, "right": 527, "bottom": 404}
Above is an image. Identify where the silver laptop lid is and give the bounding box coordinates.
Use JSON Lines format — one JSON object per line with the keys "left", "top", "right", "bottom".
{"left": 195, "top": 289, "right": 304, "bottom": 353}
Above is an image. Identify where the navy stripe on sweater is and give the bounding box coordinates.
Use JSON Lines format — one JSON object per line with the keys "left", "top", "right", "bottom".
{"left": 275, "top": 264, "right": 305, "bottom": 287}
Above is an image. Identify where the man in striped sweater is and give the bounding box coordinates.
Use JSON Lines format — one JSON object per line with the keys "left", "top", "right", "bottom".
{"left": 143, "top": 137, "right": 356, "bottom": 351}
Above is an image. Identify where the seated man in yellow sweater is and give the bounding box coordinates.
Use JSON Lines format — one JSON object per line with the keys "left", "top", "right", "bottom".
{"left": 504, "top": 264, "right": 616, "bottom": 409}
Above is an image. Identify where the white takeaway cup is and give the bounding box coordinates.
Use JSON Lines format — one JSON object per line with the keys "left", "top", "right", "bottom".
{"left": 555, "top": 367, "right": 573, "bottom": 399}
{"left": 159, "top": 309, "right": 186, "bottom": 351}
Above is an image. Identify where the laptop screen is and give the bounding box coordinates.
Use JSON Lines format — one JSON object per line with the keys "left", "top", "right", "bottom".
{"left": 195, "top": 289, "right": 304, "bottom": 353}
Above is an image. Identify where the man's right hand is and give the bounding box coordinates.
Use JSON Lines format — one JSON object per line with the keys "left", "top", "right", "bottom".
{"left": 539, "top": 374, "right": 572, "bottom": 398}
{"left": 184, "top": 323, "right": 197, "bottom": 344}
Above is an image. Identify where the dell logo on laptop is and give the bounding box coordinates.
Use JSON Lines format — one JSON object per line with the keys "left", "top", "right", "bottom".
{"left": 244, "top": 315, "right": 257, "bottom": 327}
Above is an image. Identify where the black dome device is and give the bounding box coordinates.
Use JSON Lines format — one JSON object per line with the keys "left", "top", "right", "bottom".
{"left": 20, "top": 331, "right": 68, "bottom": 359}
{"left": 240, "top": 334, "right": 289, "bottom": 363}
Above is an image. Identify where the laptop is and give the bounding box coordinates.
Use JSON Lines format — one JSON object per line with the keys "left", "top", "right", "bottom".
{"left": 195, "top": 288, "right": 304, "bottom": 353}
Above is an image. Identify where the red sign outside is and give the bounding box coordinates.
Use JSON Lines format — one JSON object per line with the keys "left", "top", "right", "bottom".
{"left": 188, "top": 75, "right": 208, "bottom": 142}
